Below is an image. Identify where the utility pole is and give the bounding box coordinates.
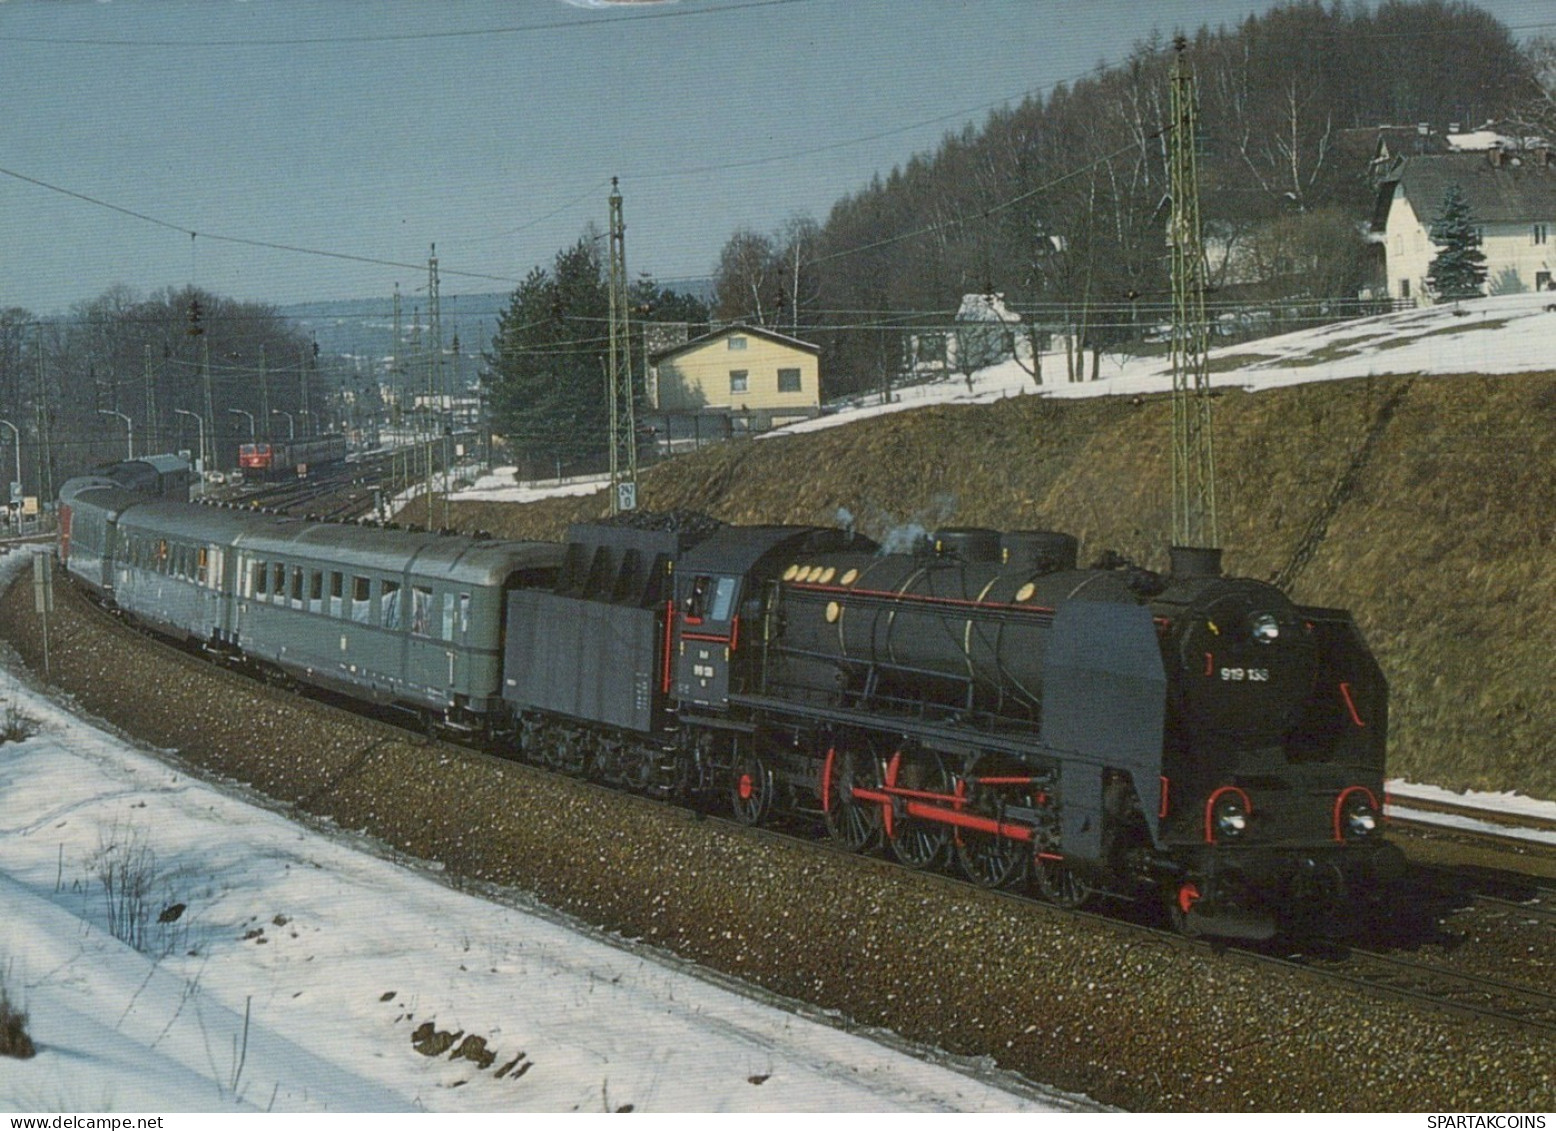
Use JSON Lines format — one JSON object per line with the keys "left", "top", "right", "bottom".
{"left": 259, "top": 343, "right": 270, "bottom": 446}
{"left": 1168, "top": 36, "right": 1218, "bottom": 555}
{"left": 426, "top": 246, "right": 441, "bottom": 529}
{"left": 303, "top": 335, "right": 317, "bottom": 435}
{"left": 143, "top": 344, "right": 158, "bottom": 455}
{"left": 189, "top": 296, "right": 215, "bottom": 480}
{"left": 34, "top": 325, "right": 53, "bottom": 504}
{"left": 392, "top": 283, "right": 404, "bottom": 414}
{"left": 607, "top": 177, "right": 637, "bottom": 514}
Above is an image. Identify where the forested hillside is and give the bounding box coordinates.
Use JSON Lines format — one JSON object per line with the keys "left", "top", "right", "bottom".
{"left": 706, "top": 2, "right": 1537, "bottom": 395}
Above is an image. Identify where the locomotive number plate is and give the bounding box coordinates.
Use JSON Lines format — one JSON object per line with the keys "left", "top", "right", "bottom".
{"left": 1220, "top": 667, "right": 1270, "bottom": 682}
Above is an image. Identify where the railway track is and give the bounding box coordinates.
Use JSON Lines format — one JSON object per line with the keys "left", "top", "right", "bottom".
{"left": 1284, "top": 945, "right": 1556, "bottom": 1036}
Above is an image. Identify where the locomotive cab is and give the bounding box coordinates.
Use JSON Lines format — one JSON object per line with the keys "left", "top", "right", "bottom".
{"left": 675, "top": 571, "right": 742, "bottom": 708}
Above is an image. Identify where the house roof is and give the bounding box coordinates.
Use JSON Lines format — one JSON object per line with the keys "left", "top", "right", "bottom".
{"left": 648, "top": 323, "right": 819, "bottom": 365}
{"left": 1374, "top": 151, "right": 1556, "bottom": 231}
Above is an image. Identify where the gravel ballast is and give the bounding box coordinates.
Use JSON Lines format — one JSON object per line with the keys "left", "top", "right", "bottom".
{"left": 1, "top": 568, "right": 1551, "bottom": 1111}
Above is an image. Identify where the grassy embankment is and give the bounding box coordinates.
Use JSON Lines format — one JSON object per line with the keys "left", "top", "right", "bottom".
{"left": 432, "top": 371, "right": 1556, "bottom": 799}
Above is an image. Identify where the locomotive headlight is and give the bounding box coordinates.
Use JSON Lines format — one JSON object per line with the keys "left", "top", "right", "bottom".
{"left": 1339, "top": 791, "right": 1380, "bottom": 839}
{"left": 1249, "top": 612, "right": 1280, "bottom": 644}
{"left": 1212, "top": 793, "right": 1249, "bottom": 840}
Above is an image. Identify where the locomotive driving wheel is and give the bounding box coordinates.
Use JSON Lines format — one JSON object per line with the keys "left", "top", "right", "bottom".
{"left": 822, "top": 741, "right": 882, "bottom": 852}
{"left": 1035, "top": 860, "right": 1093, "bottom": 908}
{"left": 1032, "top": 798, "right": 1093, "bottom": 909}
{"left": 953, "top": 756, "right": 1030, "bottom": 889}
{"left": 887, "top": 750, "right": 952, "bottom": 870}
{"left": 730, "top": 744, "right": 774, "bottom": 827}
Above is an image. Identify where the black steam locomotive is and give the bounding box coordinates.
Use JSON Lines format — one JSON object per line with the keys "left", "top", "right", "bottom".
{"left": 57, "top": 477, "right": 1402, "bottom": 939}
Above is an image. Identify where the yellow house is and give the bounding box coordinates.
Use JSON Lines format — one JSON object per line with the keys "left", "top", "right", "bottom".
{"left": 647, "top": 325, "right": 821, "bottom": 429}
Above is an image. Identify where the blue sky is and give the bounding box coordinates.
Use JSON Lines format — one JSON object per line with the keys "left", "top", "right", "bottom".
{"left": 2, "top": 0, "right": 1553, "bottom": 315}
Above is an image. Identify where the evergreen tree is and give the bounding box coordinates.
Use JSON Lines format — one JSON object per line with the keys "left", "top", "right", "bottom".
{"left": 1426, "top": 184, "right": 1488, "bottom": 303}
{"left": 485, "top": 233, "right": 707, "bottom": 475}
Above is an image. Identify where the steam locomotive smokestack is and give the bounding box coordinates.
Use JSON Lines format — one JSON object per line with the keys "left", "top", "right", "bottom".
{"left": 1169, "top": 545, "right": 1223, "bottom": 578}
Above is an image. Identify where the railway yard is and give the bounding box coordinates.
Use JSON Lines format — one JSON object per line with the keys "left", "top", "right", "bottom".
{"left": 1, "top": 552, "right": 1551, "bottom": 1112}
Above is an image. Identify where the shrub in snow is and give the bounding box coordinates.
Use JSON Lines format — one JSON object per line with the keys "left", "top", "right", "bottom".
{"left": 0, "top": 977, "right": 35, "bottom": 1060}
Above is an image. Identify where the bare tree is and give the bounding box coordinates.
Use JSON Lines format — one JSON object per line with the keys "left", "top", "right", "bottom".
{"left": 712, "top": 229, "right": 779, "bottom": 325}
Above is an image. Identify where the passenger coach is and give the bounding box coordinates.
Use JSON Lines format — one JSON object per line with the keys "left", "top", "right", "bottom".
{"left": 58, "top": 476, "right": 560, "bottom": 727}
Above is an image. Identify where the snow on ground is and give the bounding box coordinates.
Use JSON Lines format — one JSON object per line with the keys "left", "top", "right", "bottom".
{"left": 0, "top": 602, "right": 1081, "bottom": 1112}
{"left": 1387, "top": 781, "right": 1556, "bottom": 847}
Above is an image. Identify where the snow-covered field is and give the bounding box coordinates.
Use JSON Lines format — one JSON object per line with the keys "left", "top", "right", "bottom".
{"left": 3, "top": 294, "right": 1552, "bottom": 1113}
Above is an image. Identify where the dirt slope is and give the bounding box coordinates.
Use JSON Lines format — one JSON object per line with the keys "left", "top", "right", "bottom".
{"left": 441, "top": 371, "right": 1556, "bottom": 798}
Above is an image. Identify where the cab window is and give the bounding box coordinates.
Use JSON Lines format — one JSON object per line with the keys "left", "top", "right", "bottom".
{"left": 685, "top": 575, "right": 736, "bottom": 623}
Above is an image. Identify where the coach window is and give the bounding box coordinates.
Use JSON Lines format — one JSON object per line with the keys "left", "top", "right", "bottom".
{"left": 290, "top": 566, "right": 305, "bottom": 608}
{"left": 196, "top": 547, "right": 209, "bottom": 586}
{"left": 411, "top": 585, "right": 433, "bottom": 636}
{"left": 271, "top": 563, "right": 286, "bottom": 603}
{"left": 381, "top": 580, "right": 402, "bottom": 630}
{"left": 254, "top": 560, "right": 269, "bottom": 597}
{"left": 308, "top": 570, "right": 323, "bottom": 613}
{"left": 440, "top": 592, "right": 464, "bottom": 641}
{"left": 350, "top": 575, "right": 372, "bottom": 623}
{"left": 329, "top": 572, "right": 344, "bottom": 617}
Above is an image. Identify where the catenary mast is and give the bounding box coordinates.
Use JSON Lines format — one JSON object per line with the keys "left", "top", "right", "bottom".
{"left": 1168, "top": 36, "right": 1218, "bottom": 553}
{"left": 607, "top": 177, "right": 637, "bottom": 514}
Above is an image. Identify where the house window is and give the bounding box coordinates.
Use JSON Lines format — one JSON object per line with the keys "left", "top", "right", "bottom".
{"left": 730, "top": 369, "right": 749, "bottom": 394}
{"left": 1538, "top": 271, "right": 1552, "bottom": 292}
{"left": 1400, "top": 277, "right": 1410, "bottom": 300}
{"left": 1535, "top": 224, "right": 1548, "bottom": 245}
{"left": 777, "top": 367, "right": 802, "bottom": 393}
{"left": 727, "top": 336, "right": 747, "bottom": 351}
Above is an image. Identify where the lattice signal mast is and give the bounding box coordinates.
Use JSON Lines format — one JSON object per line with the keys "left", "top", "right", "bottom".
{"left": 607, "top": 177, "right": 637, "bottom": 514}
{"left": 1169, "top": 36, "right": 1218, "bottom": 551}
